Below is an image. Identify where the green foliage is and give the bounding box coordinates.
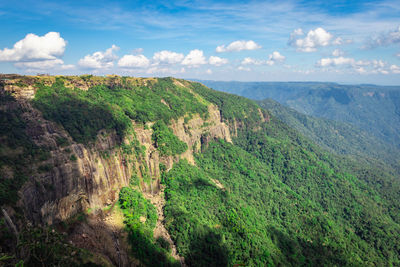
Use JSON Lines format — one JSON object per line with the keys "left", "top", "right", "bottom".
{"left": 119, "top": 187, "right": 179, "bottom": 266}
{"left": 258, "top": 98, "right": 400, "bottom": 169}
{"left": 16, "top": 226, "right": 95, "bottom": 266}
{"left": 55, "top": 136, "right": 69, "bottom": 147}
{"left": 37, "top": 164, "right": 53, "bottom": 173}
{"left": 33, "top": 78, "right": 129, "bottom": 144}
{"left": 201, "top": 80, "right": 400, "bottom": 149}
{"left": 33, "top": 77, "right": 208, "bottom": 145}
{"left": 69, "top": 154, "right": 77, "bottom": 161}
{"left": 0, "top": 92, "right": 49, "bottom": 206}
{"left": 190, "top": 82, "right": 265, "bottom": 129}
{"left": 119, "top": 187, "right": 157, "bottom": 234}
{"left": 151, "top": 121, "right": 187, "bottom": 156}
{"left": 164, "top": 136, "right": 400, "bottom": 266}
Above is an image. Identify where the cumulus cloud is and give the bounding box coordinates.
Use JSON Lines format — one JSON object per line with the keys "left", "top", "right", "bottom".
{"left": 390, "top": 64, "right": 400, "bottom": 74}
{"left": 332, "top": 49, "right": 344, "bottom": 57}
{"left": 145, "top": 66, "right": 185, "bottom": 75}
{"left": 208, "top": 56, "right": 228, "bottom": 66}
{"left": 14, "top": 59, "right": 74, "bottom": 70}
{"left": 118, "top": 54, "right": 150, "bottom": 68}
{"left": 316, "top": 56, "right": 397, "bottom": 75}
{"left": 241, "top": 52, "right": 285, "bottom": 66}
{"left": 366, "top": 26, "right": 400, "bottom": 48}
{"left": 153, "top": 50, "right": 184, "bottom": 65}
{"left": 266, "top": 51, "right": 285, "bottom": 65}
{"left": 181, "top": 49, "right": 207, "bottom": 67}
{"left": 216, "top": 40, "right": 261, "bottom": 53}
{"left": 0, "top": 32, "right": 66, "bottom": 62}
{"left": 241, "top": 57, "right": 264, "bottom": 65}
{"left": 237, "top": 66, "right": 251, "bottom": 71}
{"left": 289, "top": 27, "right": 341, "bottom": 52}
{"left": 78, "top": 45, "right": 119, "bottom": 69}
{"left": 316, "top": 56, "right": 356, "bottom": 67}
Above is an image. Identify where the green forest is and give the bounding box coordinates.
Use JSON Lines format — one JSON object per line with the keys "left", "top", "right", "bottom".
{"left": 1, "top": 76, "right": 400, "bottom": 266}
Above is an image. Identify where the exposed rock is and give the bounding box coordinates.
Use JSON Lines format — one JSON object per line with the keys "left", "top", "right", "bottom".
{"left": 1, "top": 75, "right": 235, "bottom": 266}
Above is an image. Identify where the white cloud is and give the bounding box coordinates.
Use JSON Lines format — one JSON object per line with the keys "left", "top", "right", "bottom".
{"left": 397, "top": 52, "right": 400, "bottom": 58}
{"left": 241, "top": 52, "right": 284, "bottom": 66}
{"left": 266, "top": 51, "right": 285, "bottom": 65}
{"left": 316, "top": 56, "right": 396, "bottom": 75}
{"left": 206, "top": 69, "right": 212, "bottom": 74}
{"left": 241, "top": 57, "right": 264, "bottom": 65}
{"left": 208, "top": 56, "right": 228, "bottom": 66}
{"left": 332, "top": 37, "right": 343, "bottom": 45}
{"left": 366, "top": 26, "right": 400, "bottom": 48}
{"left": 289, "top": 27, "right": 339, "bottom": 52}
{"left": 237, "top": 66, "right": 251, "bottom": 71}
{"left": 132, "top": 48, "right": 144, "bottom": 54}
{"left": 216, "top": 40, "right": 261, "bottom": 52}
{"left": 181, "top": 49, "right": 207, "bottom": 67}
{"left": 390, "top": 64, "right": 400, "bottom": 74}
{"left": 14, "top": 59, "right": 73, "bottom": 70}
{"left": 78, "top": 45, "right": 119, "bottom": 69}
{"left": 332, "top": 49, "right": 344, "bottom": 57}
{"left": 372, "top": 59, "right": 385, "bottom": 68}
{"left": 118, "top": 54, "right": 150, "bottom": 68}
{"left": 153, "top": 50, "right": 184, "bottom": 65}
{"left": 0, "top": 32, "right": 66, "bottom": 62}
{"left": 316, "top": 56, "right": 356, "bottom": 67}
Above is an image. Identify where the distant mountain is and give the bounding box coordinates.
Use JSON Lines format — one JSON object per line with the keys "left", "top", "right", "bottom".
{"left": 199, "top": 81, "right": 400, "bottom": 148}
{"left": 258, "top": 98, "right": 400, "bottom": 169}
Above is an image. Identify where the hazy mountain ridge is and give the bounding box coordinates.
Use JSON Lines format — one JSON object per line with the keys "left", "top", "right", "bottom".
{"left": 200, "top": 80, "right": 400, "bottom": 148}
{"left": 258, "top": 98, "right": 400, "bottom": 170}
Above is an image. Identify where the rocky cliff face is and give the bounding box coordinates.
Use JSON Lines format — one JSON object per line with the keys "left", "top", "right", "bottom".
{"left": 1, "top": 75, "right": 232, "bottom": 226}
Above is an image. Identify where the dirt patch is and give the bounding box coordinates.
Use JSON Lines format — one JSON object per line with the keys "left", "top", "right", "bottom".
{"left": 210, "top": 178, "right": 225, "bottom": 190}
{"left": 68, "top": 207, "right": 137, "bottom": 267}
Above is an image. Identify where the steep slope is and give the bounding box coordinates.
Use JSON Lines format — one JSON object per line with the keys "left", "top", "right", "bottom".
{"left": 258, "top": 98, "right": 400, "bottom": 169}
{"left": 1, "top": 76, "right": 399, "bottom": 266}
{"left": 0, "top": 75, "right": 231, "bottom": 266}
{"left": 199, "top": 80, "right": 400, "bottom": 148}
{"left": 161, "top": 83, "right": 400, "bottom": 266}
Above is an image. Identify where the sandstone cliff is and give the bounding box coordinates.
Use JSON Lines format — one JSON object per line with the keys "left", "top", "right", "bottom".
{"left": 1, "top": 75, "right": 232, "bottom": 226}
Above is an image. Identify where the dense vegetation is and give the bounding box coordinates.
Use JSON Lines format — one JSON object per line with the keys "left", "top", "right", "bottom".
{"left": 33, "top": 77, "right": 208, "bottom": 144}
{"left": 190, "top": 82, "right": 265, "bottom": 129}
{"left": 258, "top": 98, "right": 400, "bottom": 169}
{"left": 163, "top": 85, "right": 400, "bottom": 266}
{"left": 2, "top": 76, "right": 400, "bottom": 266}
{"left": 164, "top": 135, "right": 400, "bottom": 266}
{"left": 151, "top": 121, "right": 188, "bottom": 156}
{"left": 119, "top": 187, "right": 179, "bottom": 266}
{"left": 0, "top": 92, "right": 49, "bottom": 206}
{"left": 200, "top": 80, "right": 400, "bottom": 148}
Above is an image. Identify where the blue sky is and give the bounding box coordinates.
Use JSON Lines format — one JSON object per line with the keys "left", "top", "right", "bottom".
{"left": 1, "top": 0, "right": 400, "bottom": 84}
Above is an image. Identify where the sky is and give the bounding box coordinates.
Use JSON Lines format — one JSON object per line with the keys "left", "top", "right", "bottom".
{"left": 0, "top": 0, "right": 400, "bottom": 85}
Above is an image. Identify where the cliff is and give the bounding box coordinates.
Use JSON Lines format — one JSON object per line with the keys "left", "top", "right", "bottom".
{"left": 0, "top": 75, "right": 232, "bottom": 266}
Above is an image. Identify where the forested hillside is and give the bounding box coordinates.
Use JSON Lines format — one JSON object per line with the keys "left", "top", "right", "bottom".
{"left": 1, "top": 76, "right": 399, "bottom": 266}
{"left": 258, "top": 98, "right": 400, "bottom": 170}
{"left": 200, "top": 80, "right": 400, "bottom": 148}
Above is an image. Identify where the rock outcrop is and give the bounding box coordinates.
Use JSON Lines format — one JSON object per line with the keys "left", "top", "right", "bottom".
{"left": 1, "top": 75, "right": 232, "bottom": 226}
